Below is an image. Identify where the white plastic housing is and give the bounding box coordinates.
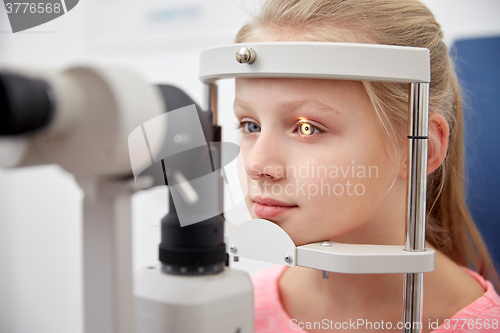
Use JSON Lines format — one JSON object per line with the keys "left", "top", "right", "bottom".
{"left": 229, "top": 219, "right": 296, "bottom": 267}
{"left": 229, "top": 219, "right": 435, "bottom": 274}
{"left": 134, "top": 266, "right": 254, "bottom": 333}
{"left": 200, "top": 42, "right": 430, "bottom": 83}
{"left": 1, "top": 65, "right": 166, "bottom": 176}
{"left": 297, "top": 242, "right": 435, "bottom": 274}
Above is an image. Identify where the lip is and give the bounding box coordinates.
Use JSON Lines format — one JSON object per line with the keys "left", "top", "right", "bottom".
{"left": 253, "top": 196, "right": 298, "bottom": 218}
{"left": 253, "top": 196, "right": 296, "bottom": 207}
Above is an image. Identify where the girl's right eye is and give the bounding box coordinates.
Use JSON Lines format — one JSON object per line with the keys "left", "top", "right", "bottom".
{"left": 237, "top": 121, "right": 261, "bottom": 133}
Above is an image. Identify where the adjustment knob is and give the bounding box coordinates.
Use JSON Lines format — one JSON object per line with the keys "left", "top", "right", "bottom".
{"left": 235, "top": 47, "right": 256, "bottom": 64}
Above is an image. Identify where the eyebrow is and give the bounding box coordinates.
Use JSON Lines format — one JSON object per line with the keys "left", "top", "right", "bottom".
{"left": 280, "top": 100, "right": 342, "bottom": 118}
{"left": 233, "top": 99, "right": 251, "bottom": 111}
{"left": 234, "top": 99, "right": 342, "bottom": 118}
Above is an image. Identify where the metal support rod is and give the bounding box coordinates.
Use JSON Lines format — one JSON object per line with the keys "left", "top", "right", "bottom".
{"left": 403, "top": 83, "right": 429, "bottom": 333}
{"left": 205, "top": 82, "right": 224, "bottom": 217}
{"left": 76, "top": 176, "right": 135, "bottom": 333}
{"left": 205, "top": 82, "right": 218, "bottom": 125}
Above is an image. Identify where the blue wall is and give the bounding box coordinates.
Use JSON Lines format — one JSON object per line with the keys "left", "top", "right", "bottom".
{"left": 454, "top": 36, "right": 500, "bottom": 269}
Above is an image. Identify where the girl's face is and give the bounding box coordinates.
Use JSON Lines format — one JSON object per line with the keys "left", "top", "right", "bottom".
{"left": 234, "top": 78, "right": 407, "bottom": 246}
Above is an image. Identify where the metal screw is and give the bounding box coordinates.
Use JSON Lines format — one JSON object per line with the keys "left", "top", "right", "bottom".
{"left": 230, "top": 245, "right": 237, "bottom": 253}
{"left": 236, "top": 47, "right": 256, "bottom": 64}
{"left": 322, "top": 270, "right": 329, "bottom": 279}
{"left": 284, "top": 254, "right": 293, "bottom": 264}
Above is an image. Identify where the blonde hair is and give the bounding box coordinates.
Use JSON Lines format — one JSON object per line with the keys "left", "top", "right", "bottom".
{"left": 236, "top": 0, "right": 499, "bottom": 287}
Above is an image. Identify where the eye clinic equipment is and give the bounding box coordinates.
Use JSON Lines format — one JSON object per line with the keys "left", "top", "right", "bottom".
{"left": 0, "top": 65, "right": 166, "bottom": 333}
{"left": 199, "top": 42, "right": 434, "bottom": 333}
{"left": 130, "top": 95, "right": 253, "bottom": 333}
{"left": 0, "top": 67, "right": 253, "bottom": 333}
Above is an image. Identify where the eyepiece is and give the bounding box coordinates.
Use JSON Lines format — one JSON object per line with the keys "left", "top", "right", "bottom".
{"left": 0, "top": 72, "right": 54, "bottom": 136}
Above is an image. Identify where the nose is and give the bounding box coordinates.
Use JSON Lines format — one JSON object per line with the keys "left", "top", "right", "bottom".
{"left": 244, "top": 132, "right": 285, "bottom": 182}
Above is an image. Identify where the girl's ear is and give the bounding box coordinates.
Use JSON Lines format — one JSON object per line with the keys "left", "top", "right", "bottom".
{"left": 427, "top": 113, "right": 450, "bottom": 174}
{"left": 398, "top": 113, "right": 450, "bottom": 179}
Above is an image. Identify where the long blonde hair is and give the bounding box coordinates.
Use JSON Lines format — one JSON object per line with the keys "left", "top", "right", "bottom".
{"left": 236, "top": 0, "right": 499, "bottom": 287}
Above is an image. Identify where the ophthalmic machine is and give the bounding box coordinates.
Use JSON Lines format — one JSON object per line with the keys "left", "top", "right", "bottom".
{"left": 0, "top": 65, "right": 253, "bottom": 333}
{"left": 0, "top": 41, "right": 435, "bottom": 333}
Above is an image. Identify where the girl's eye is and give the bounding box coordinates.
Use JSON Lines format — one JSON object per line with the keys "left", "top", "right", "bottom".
{"left": 237, "top": 121, "right": 261, "bottom": 133}
{"left": 236, "top": 120, "right": 323, "bottom": 137}
{"left": 298, "top": 121, "right": 322, "bottom": 136}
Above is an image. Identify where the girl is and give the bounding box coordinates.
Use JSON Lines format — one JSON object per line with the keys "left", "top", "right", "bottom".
{"left": 232, "top": 0, "right": 500, "bottom": 332}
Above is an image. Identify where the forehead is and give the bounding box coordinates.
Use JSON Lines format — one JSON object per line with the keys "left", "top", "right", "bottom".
{"left": 236, "top": 78, "right": 364, "bottom": 94}
{"left": 234, "top": 78, "right": 368, "bottom": 110}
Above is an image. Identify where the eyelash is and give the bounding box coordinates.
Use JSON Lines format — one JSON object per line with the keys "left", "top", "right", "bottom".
{"left": 235, "top": 120, "right": 324, "bottom": 137}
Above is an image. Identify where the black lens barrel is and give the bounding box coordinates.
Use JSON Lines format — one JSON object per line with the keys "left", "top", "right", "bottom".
{"left": 0, "top": 72, "right": 54, "bottom": 136}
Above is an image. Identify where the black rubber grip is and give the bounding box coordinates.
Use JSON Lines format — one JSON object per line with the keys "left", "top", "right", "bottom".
{"left": 407, "top": 135, "right": 428, "bottom": 139}
{"left": 0, "top": 72, "right": 54, "bottom": 136}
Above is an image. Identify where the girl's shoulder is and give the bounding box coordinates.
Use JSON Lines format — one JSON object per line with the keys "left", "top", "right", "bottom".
{"left": 251, "top": 264, "right": 288, "bottom": 313}
{"left": 251, "top": 265, "right": 500, "bottom": 333}
{"left": 251, "top": 265, "right": 303, "bottom": 333}
{"left": 431, "top": 267, "right": 500, "bottom": 333}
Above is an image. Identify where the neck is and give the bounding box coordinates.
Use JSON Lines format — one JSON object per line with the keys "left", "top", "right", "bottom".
{"left": 304, "top": 267, "right": 404, "bottom": 309}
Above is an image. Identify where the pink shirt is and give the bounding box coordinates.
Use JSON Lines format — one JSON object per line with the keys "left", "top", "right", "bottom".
{"left": 251, "top": 265, "right": 500, "bottom": 332}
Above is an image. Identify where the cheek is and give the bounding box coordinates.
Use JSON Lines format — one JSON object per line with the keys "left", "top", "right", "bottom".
{"left": 238, "top": 138, "right": 252, "bottom": 159}
{"left": 289, "top": 145, "right": 391, "bottom": 208}
{"left": 238, "top": 140, "right": 253, "bottom": 178}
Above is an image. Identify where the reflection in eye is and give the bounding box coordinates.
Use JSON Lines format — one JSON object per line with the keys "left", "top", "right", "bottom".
{"left": 298, "top": 121, "right": 321, "bottom": 136}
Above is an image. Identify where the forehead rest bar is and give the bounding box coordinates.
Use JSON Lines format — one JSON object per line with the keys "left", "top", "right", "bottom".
{"left": 199, "top": 42, "right": 430, "bottom": 83}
